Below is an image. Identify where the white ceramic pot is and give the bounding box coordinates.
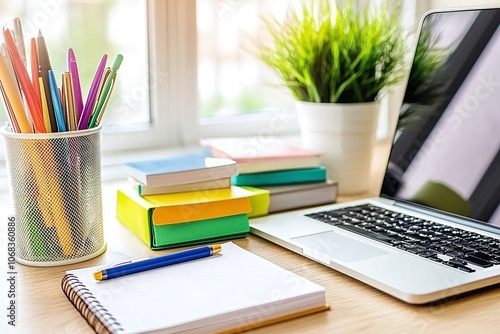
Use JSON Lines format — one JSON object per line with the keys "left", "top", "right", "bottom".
{"left": 296, "top": 101, "right": 380, "bottom": 195}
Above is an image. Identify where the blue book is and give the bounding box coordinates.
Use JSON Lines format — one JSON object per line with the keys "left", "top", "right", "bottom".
{"left": 232, "top": 167, "right": 327, "bottom": 186}
{"left": 125, "top": 154, "right": 238, "bottom": 186}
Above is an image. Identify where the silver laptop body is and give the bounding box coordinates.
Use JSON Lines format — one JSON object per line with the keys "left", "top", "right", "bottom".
{"left": 250, "top": 7, "right": 500, "bottom": 304}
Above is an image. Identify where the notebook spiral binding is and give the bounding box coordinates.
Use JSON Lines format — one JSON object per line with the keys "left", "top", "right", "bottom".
{"left": 61, "top": 274, "right": 125, "bottom": 334}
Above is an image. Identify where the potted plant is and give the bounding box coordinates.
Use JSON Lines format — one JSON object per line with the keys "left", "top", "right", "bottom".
{"left": 256, "top": 0, "right": 408, "bottom": 194}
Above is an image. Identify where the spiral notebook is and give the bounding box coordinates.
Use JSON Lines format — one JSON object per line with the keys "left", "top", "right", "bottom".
{"left": 61, "top": 242, "right": 329, "bottom": 334}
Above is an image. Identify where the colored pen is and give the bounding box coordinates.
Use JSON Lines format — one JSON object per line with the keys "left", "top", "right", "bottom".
{"left": 1, "top": 42, "right": 33, "bottom": 129}
{"left": 38, "top": 76, "right": 51, "bottom": 132}
{"left": 48, "top": 69, "right": 67, "bottom": 132}
{"left": 30, "top": 38, "right": 41, "bottom": 109}
{"left": 0, "top": 44, "right": 21, "bottom": 98}
{"left": 37, "top": 29, "right": 57, "bottom": 131}
{"left": 78, "top": 54, "right": 107, "bottom": 130}
{"left": 67, "top": 48, "right": 83, "bottom": 119}
{"left": 0, "top": 45, "right": 32, "bottom": 133}
{"left": 0, "top": 82, "right": 20, "bottom": 132}
{"left": 91, "top": 66, "right": 111, "bottom": 117}
{"left": 62, "top": 72, "right": 77, "bottom": 131}
{"left": 93, "top": 244, "right": 222, "bottom": 281}
{"left": 89, "top": 54, "right": 123, "bottom": 128}
{"left": 3, "top": 28, "right": 45, "bottom": 133}
{"left": 12, "top": 18, "right": 26, "bottom": 67}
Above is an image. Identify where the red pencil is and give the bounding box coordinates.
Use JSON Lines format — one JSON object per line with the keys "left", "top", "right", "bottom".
{"left": 3, "top": 27, "right": 45, "bottom": 133}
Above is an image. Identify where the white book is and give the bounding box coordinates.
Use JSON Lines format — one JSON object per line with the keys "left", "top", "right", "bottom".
{"left": 128, "top": 176, "right": 232, "bottom": 196}
{"left": 266, "top": 180, "right": 338, "bottom": 212}
{"left": 243, "top": 180, "right": 338, "bottom": 215}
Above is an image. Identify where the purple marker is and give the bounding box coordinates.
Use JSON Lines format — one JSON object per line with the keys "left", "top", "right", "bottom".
{"left": 68, "top": 48, "right": 84, "bottom": 120}
{"left": 78, "top": 54, "right": 107, "bottom": 130}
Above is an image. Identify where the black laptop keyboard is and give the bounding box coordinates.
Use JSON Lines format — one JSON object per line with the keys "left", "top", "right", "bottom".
{"left": 305, "top": 204, "right": 500, "bottom": 273}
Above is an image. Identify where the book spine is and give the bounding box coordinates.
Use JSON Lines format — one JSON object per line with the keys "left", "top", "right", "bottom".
{"left": 116, "top": 188, "right": 153, "bottom": 247}
{"left": 61, "top": 274, "right": 125, "bottom": 334}
{"left": 232, "top": 167, "right": 327, "bottom": 186}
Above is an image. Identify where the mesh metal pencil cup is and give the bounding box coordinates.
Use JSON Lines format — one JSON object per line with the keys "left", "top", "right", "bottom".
{"left": 1, "top": 126, "right": 106, "bottom": 266}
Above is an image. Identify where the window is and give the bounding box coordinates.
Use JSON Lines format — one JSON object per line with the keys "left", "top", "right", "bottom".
{"left": 98, "top": 0, "right": 500, "bottom": 148}
{"left": 195, "top": 0, "right": 305, "bottom": 140}
{"left": 0, "top": 0, "right": 174, "bottom": 156}
{"left": 0, "top": 0, "right": 429, "bottom": 162}
{"left": 196, "top": 0, "right": 296, "bottom": 118}
{"left": 194, "top": 0, "right": 420, "bottom": 141}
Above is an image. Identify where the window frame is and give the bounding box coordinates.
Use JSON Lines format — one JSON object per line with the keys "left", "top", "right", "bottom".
{"left": 100, "top": 0, "right": 191, "bottom": 152}
{"left": 0, "top": 0, "right": 425, "bottom": 161}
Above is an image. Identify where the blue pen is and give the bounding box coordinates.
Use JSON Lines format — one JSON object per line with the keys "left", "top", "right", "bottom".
{"left": 48, "top": 69, "right": 67, "bottom": 132}
{"left": 93, "top": 244, "right": 222, "bottom": 281}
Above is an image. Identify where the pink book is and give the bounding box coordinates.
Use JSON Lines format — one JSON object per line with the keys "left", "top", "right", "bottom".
{"left": 201, "top": 137, "right": 322, "bottom": 174}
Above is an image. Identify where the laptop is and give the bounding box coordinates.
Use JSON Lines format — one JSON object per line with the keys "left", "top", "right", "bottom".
{"left": 250, "top": 6, "right": 500, "bottom": 304}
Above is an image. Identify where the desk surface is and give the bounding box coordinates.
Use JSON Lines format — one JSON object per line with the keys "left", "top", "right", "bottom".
{"left": 5, "top": 144, "right": 500, "bottom": 333}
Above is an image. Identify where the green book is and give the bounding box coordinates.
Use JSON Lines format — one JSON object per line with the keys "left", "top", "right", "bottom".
{"left": 152, "top": 214, "right": 249, "bottom": 249}
{"left": 232, "top": 167, "right": 327, "bottom": 187}
{"left": 116, "top": 187, "right": 250, "bottom": 250}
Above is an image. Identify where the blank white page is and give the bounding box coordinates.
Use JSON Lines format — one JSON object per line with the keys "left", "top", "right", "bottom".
{"left": 66, "top": 242, "right": 327, "bottom": 334}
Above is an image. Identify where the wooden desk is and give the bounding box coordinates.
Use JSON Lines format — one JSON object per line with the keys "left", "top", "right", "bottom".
{"left": 5, "top": 144, "right": 500, "bottom": 333}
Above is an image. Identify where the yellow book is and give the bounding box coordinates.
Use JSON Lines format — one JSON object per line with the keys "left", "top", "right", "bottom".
{"left": 116, "top": 187, "right": 155, "bottom": 247}
{"left": 240, "top": 186, "right": 270, "bottom": 218}
{"left": 143, "top": 186, "right": 253, "bottom": 224}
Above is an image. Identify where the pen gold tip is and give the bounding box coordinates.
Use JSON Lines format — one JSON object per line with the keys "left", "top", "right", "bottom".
{"left": 93, "top": 271, "right": 103, "bottom": 281}
{"left": 212, "top": 244, "right": 222, "bottom": 254}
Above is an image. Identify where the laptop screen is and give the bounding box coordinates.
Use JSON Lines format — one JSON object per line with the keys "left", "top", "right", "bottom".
{"left": 381, "top": 8, "right": 500, "bottom": 227}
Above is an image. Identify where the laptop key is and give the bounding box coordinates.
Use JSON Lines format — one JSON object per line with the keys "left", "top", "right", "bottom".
{"left": 449, "top": 258, "right": 468, "bottom": 266}
{"left": 457, "top": 266, "right": 476, "bottom": 273}
{"left": 430, "top": 245, "right": 454, "bottom": 255}
{"left": 442, "top": 261, "right": 476, "bottom": 273}
{"left": 470, "top": 251, "right": 500, "bottom": 265}
{"left": 427, "top": 256, "right": 443, "bottom": 263}
{"left": 446, "top": 251, "right": 465, "bottom": 258}
{"left": 322, "top": 218, "right": 349, "bottom": 226}
{"left": 367, "top": 226, "right": 386, "bottom": 232}
{"left": 404, "top": 245, "right": 427, "bottom": 255}
{"left": 336, "top": 224, "right": 393, "bottom": 245}
{"left": 417, "top": 250, "right": 438, "bottom": 258}
{"left": 458, "top": 255, "right": 493, "bottom": 268}
{"left": 323, "top": 209, "right": 350, "bottom": 217}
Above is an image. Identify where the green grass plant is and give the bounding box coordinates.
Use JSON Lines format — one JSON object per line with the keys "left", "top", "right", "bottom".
{"left": 257, "top": 0, "right": 408, "bottom": 103}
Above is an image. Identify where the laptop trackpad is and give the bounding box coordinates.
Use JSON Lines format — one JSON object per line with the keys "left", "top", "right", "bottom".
{"left": 292, "top": 231, "right": 390, "bottom": 263}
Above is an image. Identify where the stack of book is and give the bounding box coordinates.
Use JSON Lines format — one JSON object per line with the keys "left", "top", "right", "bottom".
{"left": 201, "top": 137, "right": 338, "bottom": 217}
{"left": 117, "top": 153, "right": 254, "bottom": 249}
